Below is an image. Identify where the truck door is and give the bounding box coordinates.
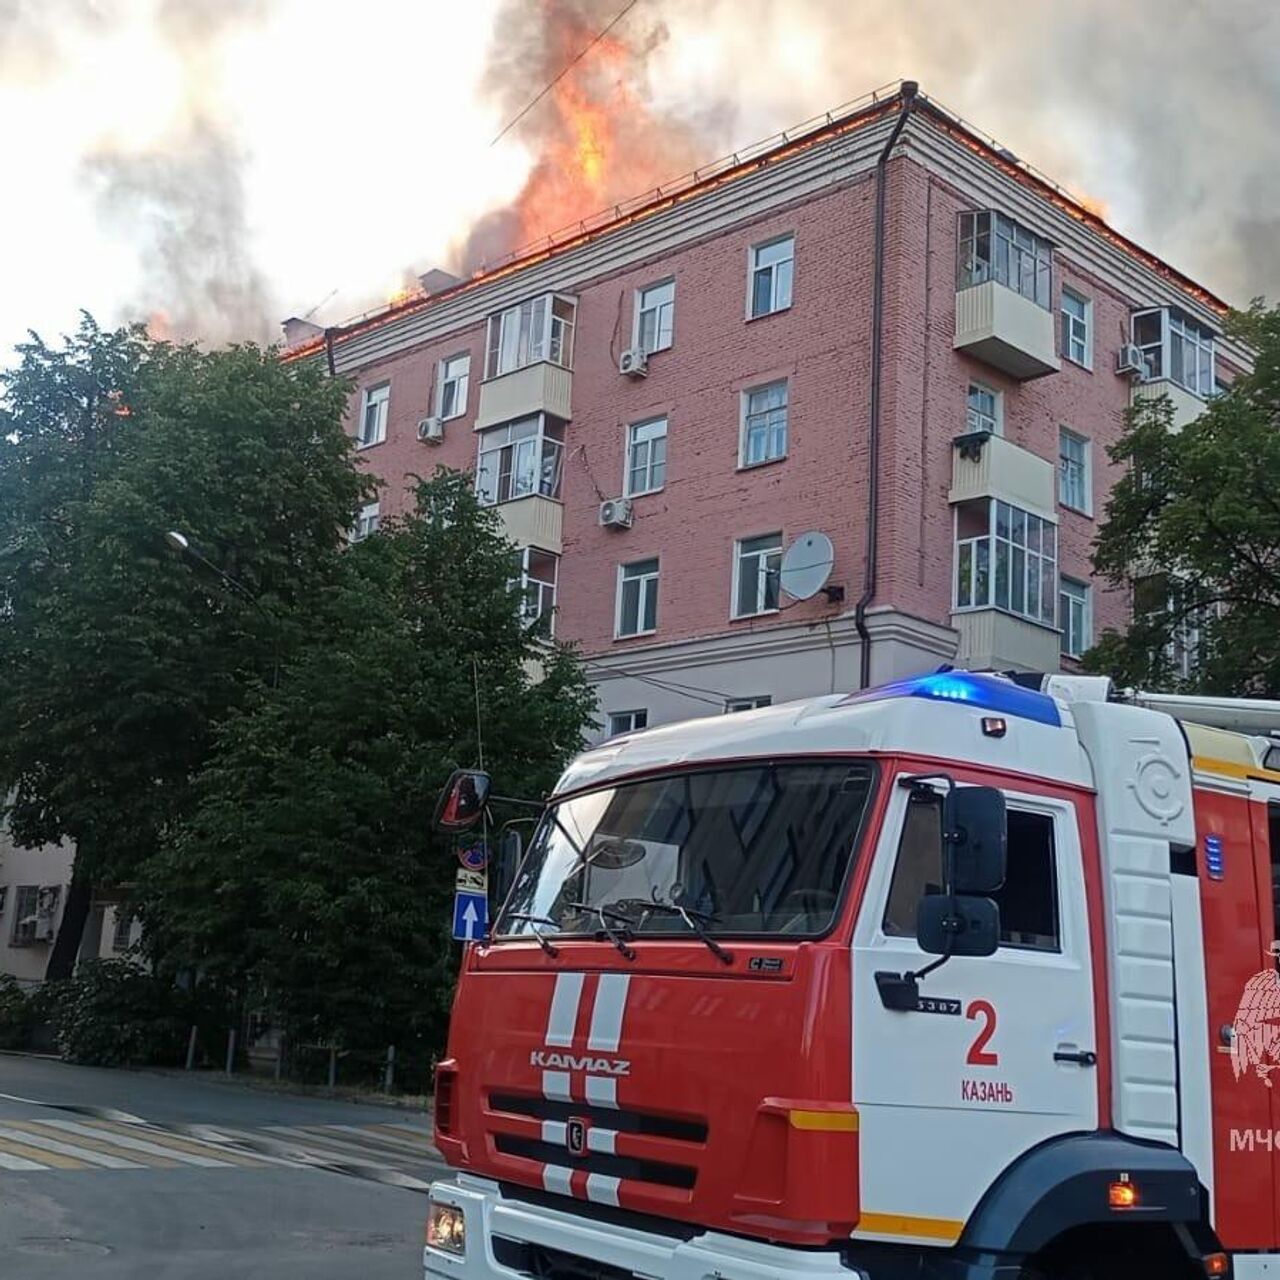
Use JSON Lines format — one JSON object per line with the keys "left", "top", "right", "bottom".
{"left": 850, "top": 778, "right": 1099, "bottom": 1247}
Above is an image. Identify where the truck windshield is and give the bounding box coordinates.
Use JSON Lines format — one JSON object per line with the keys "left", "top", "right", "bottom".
{"left": 497, "top": 761, "right": 877, "bottom": 939}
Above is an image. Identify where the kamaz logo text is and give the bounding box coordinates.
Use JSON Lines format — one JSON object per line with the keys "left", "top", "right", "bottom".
{"left": 530, "top": 1050, "right": 630, "bottom": 1075}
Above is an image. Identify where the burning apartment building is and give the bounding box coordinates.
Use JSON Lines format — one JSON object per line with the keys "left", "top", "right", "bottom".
{"left": 282, "top": 79, "right": 1243, "bottom": 740}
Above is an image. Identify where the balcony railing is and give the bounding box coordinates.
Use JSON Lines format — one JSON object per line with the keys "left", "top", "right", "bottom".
{"left": 954, "top": 280, "right": 1060, "bottom": 380}
{"left": 949, "top": 430, "right": 1056, "bottom": 519}
{"left": 476, "top": 362, "right": 572, "bottom": 430}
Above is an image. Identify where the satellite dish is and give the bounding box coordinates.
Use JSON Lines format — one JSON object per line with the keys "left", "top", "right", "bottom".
{"left": 779, "top": 531, "right": 834, "bottom": 601}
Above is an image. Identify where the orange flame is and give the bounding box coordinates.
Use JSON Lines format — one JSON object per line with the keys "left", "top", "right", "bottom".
{"left": 1074, "top": 191, "right": 1110, "bottom": 221}
{"left": 146, "top": 310, "right": 172, "bottom": 341}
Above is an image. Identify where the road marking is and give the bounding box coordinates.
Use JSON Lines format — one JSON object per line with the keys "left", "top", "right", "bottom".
{"left": 0, "top": 1131, "right": 91, "bottom": 1170}
{"left": 0, "top": 1124, "right": 143, "bottom": 1169}
{"left": 263, "top": 1126, "right": 421, "bottom": 1166}
{"left": 86, "top": 1118, "right": 272, "bottom": 1167}
{"left": 39, "top": 1119, "right": 232, "bottom": 1167}
{"left": 323, "top": 1125, "right": 434, "bottom": 1158}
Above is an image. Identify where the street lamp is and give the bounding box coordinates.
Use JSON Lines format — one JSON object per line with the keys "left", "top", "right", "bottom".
{"left": 164, "top": 529, "right": 280, "bottom": 687}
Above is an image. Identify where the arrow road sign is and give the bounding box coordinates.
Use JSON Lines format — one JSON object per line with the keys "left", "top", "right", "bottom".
{"left": 452, "top": 890, "right": 488, "bottom": 942}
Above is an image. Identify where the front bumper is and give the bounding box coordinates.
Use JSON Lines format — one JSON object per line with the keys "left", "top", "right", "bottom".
{"left": 423, "top": 1176, "right": 865, "bottom": 1280}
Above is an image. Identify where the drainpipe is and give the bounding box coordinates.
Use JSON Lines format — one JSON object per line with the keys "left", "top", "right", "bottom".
{"left": 856, "top": 79, "right": 918, "bottom": 689}
{"left": 324, "top": 327, "right": 336, "bottom": 377}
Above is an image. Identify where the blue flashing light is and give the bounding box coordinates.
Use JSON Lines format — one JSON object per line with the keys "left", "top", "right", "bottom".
{"left": 842, "top": 671, "right": 1062, "bottom": 727}
{"left": 1205, "top": 834, "right": 1225, "bottom": 881}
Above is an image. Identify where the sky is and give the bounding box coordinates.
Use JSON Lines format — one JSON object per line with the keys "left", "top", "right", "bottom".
{"left": 1, "top": 0, "right": 1277, "bottom": 359}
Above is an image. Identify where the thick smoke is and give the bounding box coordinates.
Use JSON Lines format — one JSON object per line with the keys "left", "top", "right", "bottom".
{"left": 3, "top": 0, "right": 275, "bottom": 345}
{"left": 467, "top": 0, "right": 1280, "bottom": 306}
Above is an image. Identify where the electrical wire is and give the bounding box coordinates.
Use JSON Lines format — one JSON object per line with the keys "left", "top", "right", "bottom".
{"left": 490, "top": 0, "right": 642, "bottom": 148}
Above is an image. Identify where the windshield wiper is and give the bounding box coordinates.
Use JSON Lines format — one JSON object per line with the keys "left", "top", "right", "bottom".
{"left": 566, "top": 901, "right": 636, "bottom": 961}
{"left": 504, "top": 913, "right": 560, "bottom": 958}
{"left": 608, "top": 898, "right": 734, "bottom": 966}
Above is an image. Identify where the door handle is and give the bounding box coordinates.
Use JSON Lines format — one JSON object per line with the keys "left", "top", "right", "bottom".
{"left": 1053, "top": 1048, "right": 1098, "bottom": 1067}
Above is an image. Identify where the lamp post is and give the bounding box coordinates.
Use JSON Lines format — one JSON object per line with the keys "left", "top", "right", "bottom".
{"left": 164, "top": 530, "right": 280, "bottom": 688}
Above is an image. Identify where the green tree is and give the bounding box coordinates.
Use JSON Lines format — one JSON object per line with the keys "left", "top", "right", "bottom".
{"left": 1087, "top": 304, "right": 1280, "bottom": 695}
{"left": 137, "top": 471, "right": 595, "bottom": 1070}
{"left": 0, "top": 317, "right": 369, "bottom": 977}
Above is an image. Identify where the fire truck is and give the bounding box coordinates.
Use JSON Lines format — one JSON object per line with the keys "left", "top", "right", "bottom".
{"left": 424, "top": 671, "right": 1280, "bottom": 1280}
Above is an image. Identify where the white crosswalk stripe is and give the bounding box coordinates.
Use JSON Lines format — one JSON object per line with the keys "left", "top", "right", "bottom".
{"left": 0, "top": 1116, "right": 437, "bottom": 1178}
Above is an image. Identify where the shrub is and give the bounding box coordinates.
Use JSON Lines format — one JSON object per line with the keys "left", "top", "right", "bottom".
{"left": 52, "top": 959, "right": 191, "bottom": 1067}
{"left": 0, "top": 974, "right": 37, "bottom": 1050}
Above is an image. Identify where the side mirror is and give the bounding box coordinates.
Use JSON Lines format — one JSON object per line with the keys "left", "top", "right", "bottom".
{"left": 917, "top": 893, "right": 999, "bottom": 958}
{"left": 945, "top": 785, "right": 1007, "bottom": 895}
{"left": 433, "top": 769, "right": 492, "bottom": 833}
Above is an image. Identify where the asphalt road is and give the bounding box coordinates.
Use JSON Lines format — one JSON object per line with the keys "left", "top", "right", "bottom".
{"left": 0, "top": 1054, "right": 450, "bottom": 1279}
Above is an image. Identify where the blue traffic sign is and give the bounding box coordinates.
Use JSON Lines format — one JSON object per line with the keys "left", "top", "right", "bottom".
{"left": 452, "top": 890, "right": 488, "bottom": 942}
{"left": 457, "top": 840, "right": 488, "bottom": 872}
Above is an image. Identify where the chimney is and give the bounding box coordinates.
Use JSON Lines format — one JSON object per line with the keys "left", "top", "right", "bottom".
{"left": 418, "top": 268, "right": 463, "bottom": 296}
{"left": 281, "top": 316, "right": 324, "bottom": 348}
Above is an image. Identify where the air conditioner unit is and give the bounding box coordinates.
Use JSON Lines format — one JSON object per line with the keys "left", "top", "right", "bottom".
{"left": 417, "top": 416, "right": 445, "bottom": 444}
{"left": 1116, "top": 343, "right": 1146, "bottom": 380}
{"left": 618, "top": 347, "right": 648, "bottom": 378}
{"left": 33, "top": 916, "right": 55, "bottom": 942}
{"left": 598, "top": 497, "right": 634, "bottom": 529}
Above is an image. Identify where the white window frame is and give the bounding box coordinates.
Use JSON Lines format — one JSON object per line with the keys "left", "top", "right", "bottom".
{"left": 357, "top": 383, "right": 389, "bottom": 449}
{"left": 616, "top": 559, "right": 660, "bottom": 639}
{"left": 351, "top": 502, "right": 381, "bottom": 542}
{"left": 1060, "top": 287, "right": 1092, "bottom": 369}
{"left": 485, "top": 295, "right": 576, "bottom": 379}
{"left": 1059, "top": 577, "right": 1091, "bottom": 659}
{"left": 634, "top": 279, "right": 674, "bottom": 354}
{"left": 474, "top": 415, "right": 565, "bottom": 507}
{"left": 953, "top": 499, "right": 1058, "bottom": 627}
{"left": 509, "top": 547, "right": 558, "bottom": 634}
{"left": 607, "top": 709, "right": 648, "bottom": 736}
{"left": 740, "top": 380, "right": 789, "bottom": 468}
{"left": 1058, "top": 428, "right": 1091, "bottom": 515}
{"left": 747, "top": 235, "right": 795, "bottom": 319}
{"left": 624, "top": 417, "right": 668, "bottom": 497}
{"left": 111, "top": 909, "right": 135, "bottom": 953}
{"left": 957, "top": 210, "right": 1053, "bottom": 309}
{"left": 1132, "top": 308, "right": 1215, "bottom": 397}
{"left": 10, "top": 885, "right": 38, "bottom": 947}
{"left": 437, "top": 353, "right": 471, "bottom": 421}
{"left": 966, "top": 381, "right": 1003, "bottom": 436}
{"left": 732, "top": 533, "right": 783, "bottom": 619}
{"left": 725, "top": 695, "right": 772, "bottom": 713}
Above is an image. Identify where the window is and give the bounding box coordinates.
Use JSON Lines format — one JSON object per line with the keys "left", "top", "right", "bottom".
{"left": 954, "top": 499, "right": 1057, "bottom": 627}
{"left": 625, "top": 417, "right": 667, "bottom": 496}
{"left": 741, "top": 381, "right": 788, "bottom": 466}
{"left": 725, "top": 695, "right": 772, "bottom": 713}
{"left": 958, "top": 211, "right": 1053, "bottom": 309}
{"left": 112, "top": 910, "right": 135, "bottom": 953}
{"left": 966, "top": 381, "right": 1002, "bottom": 436}
{"left": 438, "top": 353, "right": 470, "bottom": 420}
{"left": 607, "top": 710, "right": 648, "bottom": 737}
{"left": 635, "top": 280, "right": 674, "bottom": 354}
{"left": 498, "top": 761, "right": 877, "bottom": 941}
{"left": 748, "top": 236, "right": 794, "bottom": 318}
{"left": 509, "top": 547, "right": 558, "bottom": 633}
{"left": 1058, "top": 428, "right": 1090, "bottom": 513}
{"left": 351, "top": 502, "right": 380, "bottom": 542}
{"left": 617, "top": 558, "right": 659, "bottom": 637}
{"left": 357, "top": 383, "right": 389, "bottom": 448}
{"left": 1059, "top": 578, "right": 1091, "bottom": 659}
{"left": 1132, "top": 308, "right": 1215, "bottom": 396}
{"left": 475, "top": 415, "right": 564, "bottom": 506}
{"left": 734, "top": 533, "right": 782, "bottom": 618}
{"left": 10, "top": 885, "right": 38, "bottom": 946}
{"left": 1061, "top": 288, "right": 1091, "bottom": 367}
{"left": 485, "top": 295, "right": 576, "bottom": 378}
{"left": 883, "top": 794, "right": 1060, "bottom": 952}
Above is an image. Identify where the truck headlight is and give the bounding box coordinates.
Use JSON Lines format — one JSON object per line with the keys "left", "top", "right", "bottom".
{"left": 427, "top": 1201, "right": 467, "bottom": 1256}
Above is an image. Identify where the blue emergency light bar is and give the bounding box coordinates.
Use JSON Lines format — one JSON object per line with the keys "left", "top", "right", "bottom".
{"left": 842, "top": 671, "right": 1063, "bottom": 727}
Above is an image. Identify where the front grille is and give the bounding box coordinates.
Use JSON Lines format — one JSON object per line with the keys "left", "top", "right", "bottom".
{"left": 493, "top": 1135, "right": 696, "bottom": 1190}
{"left": 489, "top": 1093, "right": 707, "bottom": 1144}
{"left": 493, "top": 1238, "right": 634, "bottom": 1280}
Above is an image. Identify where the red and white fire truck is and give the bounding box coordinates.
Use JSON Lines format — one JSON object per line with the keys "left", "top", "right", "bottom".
{"left": 424, "top": 671, "right": 1280, "bottom": 1280}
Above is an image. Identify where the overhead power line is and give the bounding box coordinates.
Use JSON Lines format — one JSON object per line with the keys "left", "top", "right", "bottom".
{"left": 490, "top": 0, "right": 642, "bottom": 148}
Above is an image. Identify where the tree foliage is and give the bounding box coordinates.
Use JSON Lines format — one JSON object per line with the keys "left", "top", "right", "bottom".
{"left": 1087, "top": 304, "right": 1280, "bottom": 695}
{"left": 0, "top": 316, "right": 370, "bottom": 973}
{"left": 136, "top": 471, "right": 596, "bottom": 1068}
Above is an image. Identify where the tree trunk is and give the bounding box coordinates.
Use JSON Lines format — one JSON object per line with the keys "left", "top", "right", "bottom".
{"left": 45, "top": 863, "right": 93, "bottom": 982}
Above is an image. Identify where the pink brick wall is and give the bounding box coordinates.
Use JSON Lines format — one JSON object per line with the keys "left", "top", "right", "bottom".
{"left": 344, "top": 152, "right": 1157, "bottom": 666}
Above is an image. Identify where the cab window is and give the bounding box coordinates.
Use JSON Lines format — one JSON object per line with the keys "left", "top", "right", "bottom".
{"left": 882, "top": 791, "right": 1061, "bottom": 953}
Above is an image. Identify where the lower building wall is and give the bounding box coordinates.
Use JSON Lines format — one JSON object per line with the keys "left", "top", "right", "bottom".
{"left": 587, "top": 607, "right": 959, "bottom": 742}
{"left": 0, "top": 835, "right": 74, "bottom": 985}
